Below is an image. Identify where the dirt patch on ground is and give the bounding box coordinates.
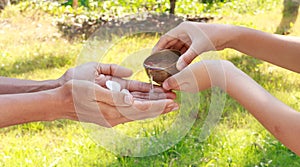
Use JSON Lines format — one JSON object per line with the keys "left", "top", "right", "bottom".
{"left": 57, "top": 13, "right": 214, "bottom": 41}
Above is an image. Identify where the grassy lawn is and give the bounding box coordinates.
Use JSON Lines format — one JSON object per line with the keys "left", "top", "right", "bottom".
{"left": 0, "top": 0, "right": 300, "bottom": 166}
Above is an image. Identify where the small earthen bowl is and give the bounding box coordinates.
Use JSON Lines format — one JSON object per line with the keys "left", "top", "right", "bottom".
{"left": 143, "top": 49, "right": 181, "bottom": 84}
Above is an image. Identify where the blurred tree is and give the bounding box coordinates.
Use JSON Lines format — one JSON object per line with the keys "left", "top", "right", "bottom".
{"left": 0, "top": 0, "right": 21, "bottom": 10}
{"left": 168, "top": 0, "right": 230, "bottom": 14}
{"left": 276, "top": 0, "right": 300, "bottom": 35}
{"left": 170, "top": 0, "right": 176, "bottom": 14}
{"left": 62, "top": 0, "right": 89, "bottom": 9}
{"left": 73, "top": 0, "right": 78, "bottom": 8}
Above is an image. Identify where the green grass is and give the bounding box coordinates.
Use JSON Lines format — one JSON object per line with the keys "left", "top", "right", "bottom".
{"left": 1, "top": 0, "right": 300, "bottom": 166}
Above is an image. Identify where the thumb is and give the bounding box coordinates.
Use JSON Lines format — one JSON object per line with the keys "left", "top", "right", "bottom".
{"left": 162, "top": 66, "right": 199, "bottom": 92}
{"left": 162, "top": 73, "right": 182, "bottom": 91}
{"left": 176, "top": 44, "right": 199, "bottom": 71}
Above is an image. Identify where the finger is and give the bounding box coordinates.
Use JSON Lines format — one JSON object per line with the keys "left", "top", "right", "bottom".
{"left": 152, "top": 24, "right": 187, "bottom": 54}
{"left": 176, "top": 44, "right": 198, "bottom": 71}
{"left": 124, "top": 99, "right": 179, "bottom": 120}
{"left": 93, "top": 84, "right": 134, "bottom": 106}
{"left": 97, "top": 64, "right": 133, "bottom": 78}
{"left": 164, "top": 39, "right": 181, "bottom": 49}
{"left": 162, "top": 67, "right": 193, "bottom": 91}
{"left": 179, "top": 44, "right": 189, "bottom": 54}
{"left": 170, "top": 40, "right": 186, "bottom": 51}
{"left": 162, "top": 76, "right": 180, "bottom": 91}
{"left": 96, "top": 75, "right": 151, "bottom": 92}
{"left": 131, "top": 91, "right": 176, "bottom": 100}
{"left": 110, "top": 101, "right": 180, "bottom": 126}
{"left": 95, "top": 75, "right": 170, "bottom": 93}
{"left": 152, "top": 35, "right": 177, "bottom": 53}
{"left": 162, "top": 66, "right": 200, "bottom": 92}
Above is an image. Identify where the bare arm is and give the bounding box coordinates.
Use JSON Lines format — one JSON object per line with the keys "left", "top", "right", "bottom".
{"left": 0, "top": 77, "right": 62, "bottom": 94}
{"left": 163, "top": 60, "right": 300, "bottom": 155}
{"left": 229, "top": 26, "right": 300, "bottom": 73}
{"left": 226, "top": 62, "right": 300, "bottom": 155}
{"left": 0, "top": 88, "right": 64, "bottom": 127}
{"left": 153, "top": 22, "right": 300, "bottom": 72}
{"left": 0, "top": 62, "right": 127, "bottom": 94}
{"left": 0, "top": 79, "right": 178, "bottom": 128}
{"left": 0, "top": 63, "right": 178, "bottom": 128}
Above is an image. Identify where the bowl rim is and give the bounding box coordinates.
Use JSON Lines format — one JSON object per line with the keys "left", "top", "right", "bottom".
{"left": 143, "top": 49, "right": 181, "bottom": 70}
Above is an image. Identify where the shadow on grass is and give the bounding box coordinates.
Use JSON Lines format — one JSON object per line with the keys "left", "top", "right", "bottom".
{"left": 0, "top": 54, "right": 73, "bottom": 77}
{"left": 245, "top": 137, "right": 300, "bottom": 167}
{"left": 276, "top": 0, "right": 300, "bottom": 35}
{"left": 227, "top": 55, "right": 298, "bottom": 91}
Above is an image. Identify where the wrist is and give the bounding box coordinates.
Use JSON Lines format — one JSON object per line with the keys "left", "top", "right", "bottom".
{"left": 222, "top": 62, "right": 247, "bottom": 96}
{"left": 46, "top": 79, "right": 63, "bottom": 90}
{"left": 199, "top": 60, "right": 233, "bottom": 91}
{"left": 54, "top": 81, "right": 76, "bottom": 120}
{"left": 24, "top": 79, "right": 62, "bottom": 92}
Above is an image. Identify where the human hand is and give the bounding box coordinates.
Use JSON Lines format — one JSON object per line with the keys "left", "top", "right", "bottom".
{"left": 152, "top": 22, "right": 235, "bottom": 70}
{"left": 162, "top": 60, "right": 232, "bottom": 92}
{"left": 58, "top": 62, "right": 133, "bottom": 85}
{"left": 57, "top": 79, "right": 179, "bottom": 127}
{"left": 94, "top": 74, "right": 176, "bottom": 100}
{"left": 58, "top": 62, "right": 175, "bottom": 98}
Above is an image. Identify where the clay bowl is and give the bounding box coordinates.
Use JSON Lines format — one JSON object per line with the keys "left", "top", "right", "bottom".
{"left": 143, "top": 49, "right": 181, "bottom": 84}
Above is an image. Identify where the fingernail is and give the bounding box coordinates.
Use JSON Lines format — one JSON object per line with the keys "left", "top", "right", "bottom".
{"left": 167, "top": 103, "right": 176, "bottom": 109}
{"left": 171, "top": 105, "right": 179, "bottom": 111}
{"left": 163, "top": 81, "right": 170, "bottom": 90}
{"left": 176, "top": 61, "right": 186, "bottom": 71}
{"left": 165, "top": 103, "right": 179, "bottom": 112}
{"left": 124, "top": 95, "right": 133, "bottom": 105}
{"left": 168, "top": 103, "right": 179, "bottom": 111}
{"left": 97, "top": 74, "right": 105, "bottom": 79}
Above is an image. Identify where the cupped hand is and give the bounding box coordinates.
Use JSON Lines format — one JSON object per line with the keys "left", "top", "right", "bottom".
{"left": 95, "top": 74, "right": 176, "bottom": 100}
{"left": 58, "top": 62, "right": 175, "bottom": 99}
{"left": 58, "top": 62, "right": 133, "bottom": 85}
{"left": 152, "top": 22, "right": 234, "bottom": 70}
{"left": 59, "top": 80, "right": 179, "bottom": 127}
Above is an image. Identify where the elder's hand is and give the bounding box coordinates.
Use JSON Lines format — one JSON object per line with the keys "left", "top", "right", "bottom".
{"left": 58, "top": 80, "right": 179, "bottom": 128}
{"left": 153, "top": 22, "right": 234, "bottom": 70}
{"left": 58, "top": 62, "right": 133, "bottom": 85}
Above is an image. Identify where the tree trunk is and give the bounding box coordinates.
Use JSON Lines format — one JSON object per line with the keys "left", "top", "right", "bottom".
{"left": 170, "top": 0, "right": 176, "bottom": 14}
{"left": 73, "top": 0, "right": 78, "bottom": 9}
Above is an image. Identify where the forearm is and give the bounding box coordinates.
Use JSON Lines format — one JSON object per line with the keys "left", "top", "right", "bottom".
{"left": 0, "top": 77, "right": 62, "bottom": 94}
{"left": 226, "top": 65, "right": 300, "bottom": 155}
{"left": 0, "top": 89, "right": 64, "bottom": 128}
{"left": 228, "top": 26, "right": 300, "bottom": 73}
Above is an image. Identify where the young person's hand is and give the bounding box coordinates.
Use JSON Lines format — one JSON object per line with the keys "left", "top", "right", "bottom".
{"left": 152, "top": 22, "right": 234, "bottom": 70}
{"left": 162, "top": 60, "right": 230, "bottom": 92}
{"left": 162, "top": 59, "right": 300, "bottom": 156}
{"left": 153, "top": 22, "right": 300, "bottom": 72}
